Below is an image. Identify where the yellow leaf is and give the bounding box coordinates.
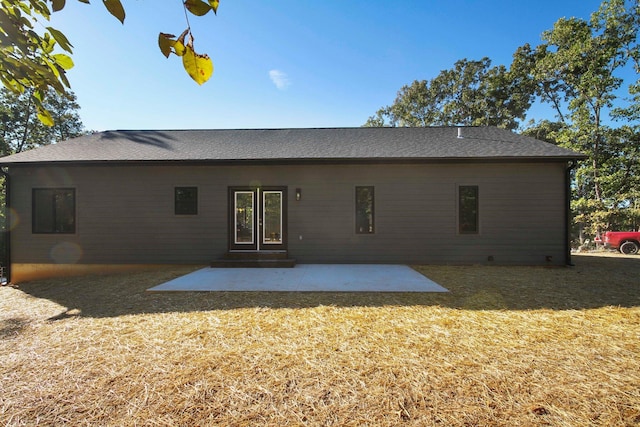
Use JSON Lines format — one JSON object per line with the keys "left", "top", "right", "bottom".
{"left": 182, "top": 45, "right": 213, "bottom": 85}
{"left": 173, "top": 40, "right": 186, "bottom": 57}
{"left": 52, "top": 53, "right": 74, "bottom": 70}
{"left": 37, "top": 108, "right": 54, "bottom": 127}
{"left": 173, "top": 29, "right": 189, "bottom": 57}
{"left": 209, "top": 0, "right": 219, "bottom": 14}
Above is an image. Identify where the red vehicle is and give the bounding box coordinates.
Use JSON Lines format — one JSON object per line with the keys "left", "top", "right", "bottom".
{"left": 603, "top": 231, "right": 640, "bottom": 255}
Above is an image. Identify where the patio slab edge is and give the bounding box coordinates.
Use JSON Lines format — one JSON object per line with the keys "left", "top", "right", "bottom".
{"left": 147, "top": 264, "right": 449, "bottom": 293}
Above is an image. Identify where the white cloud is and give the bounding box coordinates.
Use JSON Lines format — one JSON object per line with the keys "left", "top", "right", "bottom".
{"left": 269, "top": 69, "right": 291, "bottom": 90}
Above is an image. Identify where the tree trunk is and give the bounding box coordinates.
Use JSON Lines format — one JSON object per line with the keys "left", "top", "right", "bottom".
{"left": 16, "top": 94, "right": 34, "bottom": 154}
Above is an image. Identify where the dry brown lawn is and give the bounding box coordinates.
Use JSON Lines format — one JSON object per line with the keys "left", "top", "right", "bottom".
{"left": 1, "top": 253, "right": 639, "bottom": 426}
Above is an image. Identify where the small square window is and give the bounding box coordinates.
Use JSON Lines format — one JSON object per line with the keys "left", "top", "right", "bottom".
{"left": 356, "top": 186, "right": 375, "bottom": 234}
{"left": 33, "top": 188, "right": 76, "bottom": 234}
{"left": 175, "top": 187, "right": 198, "bottom": 215}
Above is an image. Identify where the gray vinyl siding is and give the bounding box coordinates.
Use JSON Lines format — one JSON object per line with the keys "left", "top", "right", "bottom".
{"left": 9, "top": 162, "right": 567, "bottom": 265}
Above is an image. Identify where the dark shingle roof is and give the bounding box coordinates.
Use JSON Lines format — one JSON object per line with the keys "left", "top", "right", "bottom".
{"left": 0, "top": 127, "right": 585, "bottom": 165}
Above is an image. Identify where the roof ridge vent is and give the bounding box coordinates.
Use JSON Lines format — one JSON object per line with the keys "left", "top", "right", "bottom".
{"left": 457, "top": 127, "right": 464, "bottom": 139}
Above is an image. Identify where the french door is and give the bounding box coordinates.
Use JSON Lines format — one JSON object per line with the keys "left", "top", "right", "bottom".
{"left": 229, "top": 187, "right": 287, "bottom": 251}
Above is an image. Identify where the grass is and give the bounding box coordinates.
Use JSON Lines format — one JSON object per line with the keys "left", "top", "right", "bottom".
{"left": 1, "top": 253, "right": 639, "bottom": 426}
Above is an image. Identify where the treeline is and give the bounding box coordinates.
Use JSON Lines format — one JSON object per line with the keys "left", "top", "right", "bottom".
{"left": 0, "top": 88, "right": 84, "bottom": 157}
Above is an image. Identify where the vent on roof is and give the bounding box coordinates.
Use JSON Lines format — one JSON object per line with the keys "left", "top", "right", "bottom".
{"left": 457, "top": 127, "right": 464, "bottom": 139}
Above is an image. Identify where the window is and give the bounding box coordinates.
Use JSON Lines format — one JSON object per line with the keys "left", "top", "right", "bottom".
{"left": 175, "top": 187, "right": 198, "bottom": 215}
{"left": 355, "top": 186, "right": 374, "bottom": 234}
{"left": 32, "top": 188, "right": 76, "bottom": 234}
{"left": 458, "top": 185, "right": 479, "bottom": 234}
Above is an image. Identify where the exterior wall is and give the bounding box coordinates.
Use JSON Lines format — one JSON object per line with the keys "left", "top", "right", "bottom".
{"left": 8, "top": 162, "right": 568, "bottom": 271}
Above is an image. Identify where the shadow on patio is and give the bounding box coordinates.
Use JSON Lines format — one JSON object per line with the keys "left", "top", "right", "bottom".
{"left": 7, "top": 254, "right": 640, "bottom": 319}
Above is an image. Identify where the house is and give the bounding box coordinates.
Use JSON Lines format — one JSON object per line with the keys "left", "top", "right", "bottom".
{"left": 0, "top": 127, "right": 585, "bottom": 282}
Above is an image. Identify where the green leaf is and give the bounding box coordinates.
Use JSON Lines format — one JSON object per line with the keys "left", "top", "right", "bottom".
{"left": 208, "top": 0, "right": 219, "bottom": 14}
{"left": 182, "top": 45, "right": 213, "bottom": 85}
{"left": 47, "top": 26, "right": 73, "bottom": 52}
{"left": 52, "top": 53, "right": 74, "bottom": 70}
{"left": 33, "top": 89, "right": 45, "bottom": 102}
{"left": 41, "top": 32, "right": 56, "bottom": 54}
{"left": 15, "top": 1, "right": 33, "bottom": 15}
{"left": 51, "top": 0, "right": 66, "bottom": 12}
{"left": 158, "top": 33, "right": 175, "bottom": 58}
{"left": 185, "top": 0, "right": 211, "bottom": 16}
{"left": 102, "top": 0, "right": 125, "bottom": 24}
{"left": 30, "top": 0, "right": 51, "bottom": 20}
{"left": 44, "top": 59, "right": 61, "bottom": 78}
{"left": 0, "top": 78, "right": 18, "bottom": 94}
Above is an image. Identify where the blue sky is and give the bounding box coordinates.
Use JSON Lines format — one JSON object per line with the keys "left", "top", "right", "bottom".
{"left": 51, "top": 0, "right": 606, "bottom": 131}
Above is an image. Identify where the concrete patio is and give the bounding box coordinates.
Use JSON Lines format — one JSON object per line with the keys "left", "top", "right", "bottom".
{"left": 148, "top": 264, "right": 448, "bottom": 292}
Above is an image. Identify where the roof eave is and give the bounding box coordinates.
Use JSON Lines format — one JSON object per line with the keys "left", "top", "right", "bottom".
{"left": 0, "top": 155, "right": 588, "bottom": 168}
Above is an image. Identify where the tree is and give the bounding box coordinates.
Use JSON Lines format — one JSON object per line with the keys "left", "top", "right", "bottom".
{"left": 526, "top": 0, "right": 640, "bottom": 237}
{"left": 521, "top": 119, "right": 567, "bottom": 144}
{"left": 0, "top": 86, "right": 84, "bottom": 156}
{"left": 364, "top": 57, "right": 536, "bottom": 130}
{"left": 0, "top": 0, "right": 219, "bottom": 125}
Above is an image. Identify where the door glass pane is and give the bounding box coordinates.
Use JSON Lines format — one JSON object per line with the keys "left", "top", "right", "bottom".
{"left": 263, "top": 191, "right": 282, "bottom": 244}
{"left": 235, "top": 192, "right": 254, "bottom": 244}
